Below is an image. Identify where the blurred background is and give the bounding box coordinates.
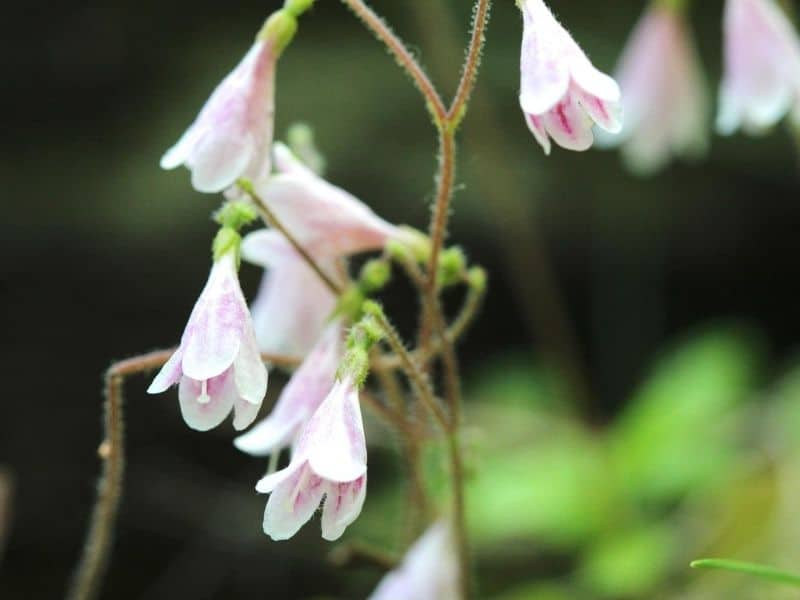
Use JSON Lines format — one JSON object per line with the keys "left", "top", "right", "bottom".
{"left": 3, "top": 0, "right": 800, "bottom": 598}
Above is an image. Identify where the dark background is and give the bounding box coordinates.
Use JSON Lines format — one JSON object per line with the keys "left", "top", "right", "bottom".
{"left": 2, "top": 0, "right": 800, "bottom": 598}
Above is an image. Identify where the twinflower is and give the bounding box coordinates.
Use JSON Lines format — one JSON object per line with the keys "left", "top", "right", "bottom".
{"left": 147, "top": 250, "right": 268, "bottom": 431}
{"left": 718, "top": 0, "right": 800, "bottom": 134}
{"left": 255, "top": 374, "right": 367, "bottom": 541}
{"left": 518, "top": 0, "right": 622, "bottom": 154}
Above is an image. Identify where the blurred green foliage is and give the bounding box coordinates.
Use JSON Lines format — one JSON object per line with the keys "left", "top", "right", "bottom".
{"left": 352, "top": 323, "right": 800, "bottom": 599}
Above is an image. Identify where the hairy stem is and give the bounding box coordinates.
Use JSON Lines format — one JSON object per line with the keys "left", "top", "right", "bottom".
{"left": 448, "top": 0, "right": 491, "bottom": 123}
{"left": 340, "top": 0, "right": 448, "bottom": 125}
{"left": 68, "top": 350, "right": 171, "bottom": 600}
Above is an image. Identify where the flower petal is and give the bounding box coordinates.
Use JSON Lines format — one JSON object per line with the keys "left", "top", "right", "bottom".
{"left": 233, "top": 395, "right": 262, "bottom": 431}
{"left": 304, "top": 378, "right": 367, "bottom": 483}
{"left": 147, "top": 348, "right": 184, "bottom": 394}
{"left": 262, "top": 463, "right": 326, "bottom": 540}
{"left": 178, "top": 372, "right": 236, "bottom": 431}
{"left": 233, "top": 325, "right": 268, "bottom": 405}
{"left": 524, "top": 113, "right": 552, "bottom": 155}
{"left": 189, "top": 130, "right": 256, "bottom": 194}
{"left": 575, "top": 88, "right": 622, "bottom": 133}
{"left": 320, "top": 476, "right": 366, "bottom": 541}
{"left": 518, "top": 0, "right": 571, "bottom": 115}
{"left": 181, "top": 253, "right": 247, "bottom": 381}
{"left": 541, "top": 93, "right": 595, "bottom": 151}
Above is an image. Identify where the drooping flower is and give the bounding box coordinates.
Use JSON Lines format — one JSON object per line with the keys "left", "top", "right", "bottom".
{"left": 234, "top": 320, "right": 344, "bottom": 456}
{"left": 255, "top": 374, "right": 366, "bottom": 541}
{"left": 599, "top": 2, "right": 708, "bottom": 174}
{"left": 518, "top": 0, "right": 622, "bottom": 154}
{"left": 254, "top": 143, "right": 401, "bottom": 256}
{"left": 160, "top": 36, "right": 277, "bottom": 193}
{"left": 147, "top": 251, "right": 268, "bottom": 431}
{"left": 241, "top": 229, "right": 338, "bottom": 357}
{"left": 718, "top": 0, "right": 800, "bottom": 135}
{"left": 368, "top": 522, "right": 459, "bottom": 600}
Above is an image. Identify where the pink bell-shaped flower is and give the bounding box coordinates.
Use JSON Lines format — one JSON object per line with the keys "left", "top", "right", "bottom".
{"left": 599, "top": 3, "right": 708, "bottom": 174}
{"left": 718, "top": 0, "right": 800, "bottom": 134}
{"left": 368, "top": 522, "right": 459, "bottom": 600}
{"left": 160, "top": 37, "right": 277, "bottom": 193}
{"left": 234, "top": 321, "right": 344, "bottom": 456}
{"left": 241, "top": 229, "right": 338, "bottom": 357}
{"left": 519, "top": 0, "right": 622, "bottom": 154}
{"left": 255, "top": 374, "right": 367, "bottom": 541}
{"left": 147, "top": 251, "right": 268, "bottom": 431}
{"left": 254, "top": 143, "right": 401, "bottom": 256}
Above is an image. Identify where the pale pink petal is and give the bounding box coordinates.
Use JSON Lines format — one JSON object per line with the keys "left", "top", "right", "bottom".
{"left": 147, "top": 348, "right": 184, "bottom": 394}
{"left": 234, "top": 322, "right": 343, "bottom": 456}
{"left": 189, "top": 130, "right": 256, "bottom": 194}
{"left": 569, "top": 49, "right": 622, "bottom": 103}
{"left": 178, "top": 372, "right": 236, "bottom": 432}
{"left": 369, "top": 522, "right": 459, "bottom": 600}
{"left": 232, "top": 325, "right": 268, "bottom": 405}
{"left": 181, "top": 253, "right": 247, "bottom": 381}
{"left": 320, "top": 476, "right": 366, "bottom": 541}
{"left": 262, "top": 463, "right": 326, "bottom": 540}
{"left": 525, "top": 113, "right": 552, "bottom": 154}
{"left": 304, "top": 378, "right": 367, "bottom": 483}
{"left": 233, "top": 395, "right": 262, "bottom": 431}
{"left": 518, "top": 0, "right": 571, "bottom": 115}
{"left": 272, "top": 141, "right": 314, "bottom": 176}
{"left": 541, "top": 92, "right": 595, "bottom": 151}
{"left": 160, "top": 39, "right": 276, "bottom": 193}
{"left": 575, "top": 88, "right": 622, "bottom": 133}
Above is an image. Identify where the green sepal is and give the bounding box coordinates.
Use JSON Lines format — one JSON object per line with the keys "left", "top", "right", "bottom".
{"left": 212, "top": 227, "right": 242, "bottom": 263}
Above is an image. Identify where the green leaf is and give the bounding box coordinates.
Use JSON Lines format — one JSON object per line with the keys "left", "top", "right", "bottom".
{"left": 578, "top": 524, "right": 676, "bottom": 598}
{"left": 691, "top": 559, "right": 800, "bottom": 587}
{"left": 609, "top": 326, "right": 762, "bottom": 503}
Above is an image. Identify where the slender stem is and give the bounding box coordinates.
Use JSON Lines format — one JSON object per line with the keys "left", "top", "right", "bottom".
{"left": 372, "top": 310, "right": 449, "bottom": 429}
{"left": 447, "top": 432, "right": 470, "bottom": 599}
{"left": 340, "top": 0, "right": 448, "bottom": 125}
{"left": 239, "top": 183, "right": 343, "bottom": 296}
{"left": 68, "top": 347, "right": 303, "bottom": 599}
{"left": 448, "top": 0, "right": 491, "bottom": 122}
{"left": 68, "top": 350, "right": 169, "bottom": 600}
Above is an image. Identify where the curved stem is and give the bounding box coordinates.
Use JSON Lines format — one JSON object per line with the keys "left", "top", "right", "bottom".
{"left": 68, "top": 350, "right": 170, "bottom": 600}
{"left": 448, "top": 0, "right": 491, "bottom": 122}
{"left": 339, "top": 0, "right": 447, "bottom": 125}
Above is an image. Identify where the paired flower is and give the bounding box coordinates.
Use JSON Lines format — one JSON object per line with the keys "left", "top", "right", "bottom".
{"left": 718, "top": 0, "right": 800, "bottom": 135}
{"left": 160, "top": 14, "right": 289, "bottom": 194}
{"left": 147, "top": 250, "right": 268, "bottom": 431}
{"left": 518, "top": 0, "right": 622, "bottom": 154}
{"left": 369, "top": 522, "right": 459, "bottom": 600}
{"left": 234, "top": 321, "right": 344, "bottom": 456}
{"left": 255, "top": 374, "right": 367, "bottom": 541}
{"left": 599, "top": 2, "right": 708, "bottom": 174}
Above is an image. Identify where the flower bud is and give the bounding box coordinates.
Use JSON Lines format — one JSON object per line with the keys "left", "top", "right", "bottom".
{"left": 359, "top": 259, "right": 392, "bottom": 293}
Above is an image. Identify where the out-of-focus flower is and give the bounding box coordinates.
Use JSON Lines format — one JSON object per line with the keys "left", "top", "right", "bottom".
{"left": 599, "top": 2, "right": 708, "bottom": 174}
{"left": 369, "top": 522, "right": 459, "bottom": 600}
{"left": 241, "top": 229, "right": 338, "bottom": 357}
{"left": 518, "top": 0, "right": 622, "bottom": 154}
{"left": 160, "top": 36, "right": 277, "bottom": 193}
{"left": 234, "top": 321, "right": 344, "bottom": 456}
{"left": 255, "top": 375, "right": 366, "bottom": 541}
{"left": 718, "top": 0, "right": 800, "bottom": 135}
{"left": 255, "top": 143, "right": 401, "bottom": 256}
{"left": 148, "top": 251, "right": 268, "bottom": 431}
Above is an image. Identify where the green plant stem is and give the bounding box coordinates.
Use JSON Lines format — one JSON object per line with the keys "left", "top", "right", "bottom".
{"left": 691, "top": 559, "right": 800, "bottom": 587}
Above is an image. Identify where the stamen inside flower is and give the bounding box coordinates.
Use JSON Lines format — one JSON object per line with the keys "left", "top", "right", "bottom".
{"left": 198, "top": 380, "right": 211, "bottom": 404}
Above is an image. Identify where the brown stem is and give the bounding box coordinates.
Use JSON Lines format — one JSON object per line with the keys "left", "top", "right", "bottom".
{"left": 371, "top": 309, "right": 449, "bottom": 429}
{"left": 447, "top": 432, "right": 470, "bottom": 599}
{"left": 239, "top": 182, "right": 344, "bottom": 296}
{"left": 340, "top": 0, "right": 448, "bottom": 125}
{"left": 448, "top": 0, "right": 491, "bottom": 123}
{"left": 67, "top": 350, "right": 170, "bottom": 600}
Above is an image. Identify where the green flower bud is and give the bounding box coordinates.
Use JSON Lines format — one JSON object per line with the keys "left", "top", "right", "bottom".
{"left": 466, "top": 266, "right": 487, "bottom": 292}
{"left": 335, "top": 285, "right": 366, "bottom": 322}
{"left": 438, "top": 246, "right": 467, "bottom": 287}
{"left": 213, "top": 200, "right": 258, "bottom": 231}
{"left": 358, "top": 259, "right": 392, "bottom": 293}
{"left": 258, "top": 10, "right": 298, "bottom": 54}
